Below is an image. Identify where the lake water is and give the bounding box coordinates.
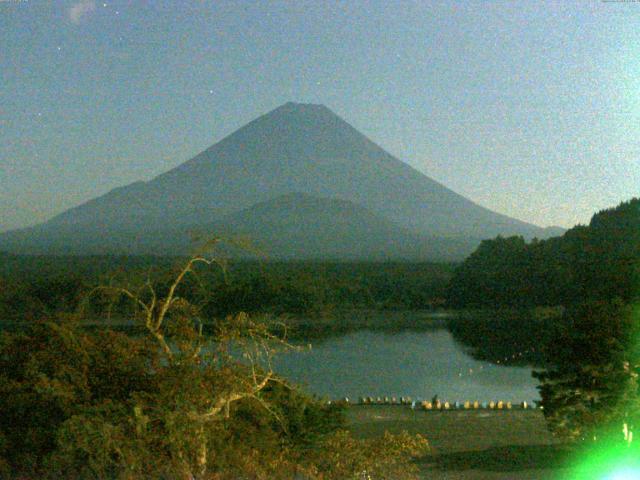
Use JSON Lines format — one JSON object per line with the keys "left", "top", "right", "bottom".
{"left": 273, "top": 329, "right": 540, "bottom": 403}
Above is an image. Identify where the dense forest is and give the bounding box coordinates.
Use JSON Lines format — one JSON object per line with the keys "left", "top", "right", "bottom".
{"left": 0, "top": 257, "right": 453, "bottom": 326}
{"left": 447, "top": 198, "right": 640, "bottom": 308}
{"left": 446, "top": 198, "right": 640, "bottom": 447}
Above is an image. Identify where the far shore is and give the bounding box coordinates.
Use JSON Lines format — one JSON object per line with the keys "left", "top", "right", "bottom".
{"left": 0, "top": 308, "right": 457, "bottom": 335}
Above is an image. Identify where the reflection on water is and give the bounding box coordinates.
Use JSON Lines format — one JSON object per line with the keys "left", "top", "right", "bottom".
{"left": 274, "top": 329, "right": 539, "bottom": 402}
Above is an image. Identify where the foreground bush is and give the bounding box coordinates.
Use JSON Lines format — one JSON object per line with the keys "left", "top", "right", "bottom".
{"left": 0, "top": 254, "right": 429, "bottom": 479}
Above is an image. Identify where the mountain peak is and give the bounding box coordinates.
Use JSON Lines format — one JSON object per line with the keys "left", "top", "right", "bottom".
{"left": 279, "top": 101, "right": 330, "bottom": 110}
{"left": 265, "top": 101, "right": 336, "bottom": 120}
{"left": 0, "top": 102, "right": 558, "bottom": 256}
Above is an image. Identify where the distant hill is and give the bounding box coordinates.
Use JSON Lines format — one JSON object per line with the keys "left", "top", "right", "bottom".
{"left": 0, "top": 102, "right": 562, "bottom": 258}
{"left": 214, "top": 193, "right": 478, "bottom": 260}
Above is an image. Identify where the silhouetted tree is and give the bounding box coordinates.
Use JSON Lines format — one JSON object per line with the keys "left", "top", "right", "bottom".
{"left": 534, "top": 301, "right": 640, "bottom": 443}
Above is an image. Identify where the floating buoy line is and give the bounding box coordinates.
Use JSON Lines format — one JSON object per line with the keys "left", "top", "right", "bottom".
{"left": 329, "top": 397, "right": 537, "bottom": 410}
{"left": 456, "top": 346, "right": 537, "bottom": 380}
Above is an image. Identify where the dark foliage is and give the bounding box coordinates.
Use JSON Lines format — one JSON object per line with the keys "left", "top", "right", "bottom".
{"left": 447, "top": 198, "right": 640, "bottom": 446}
{"left": 0, "top": 317, "right": 350, "bottom": 478}
{"left": 533, "top": 301, "right": 640, "bottom": 442}
{"left": 0, "top": 317, "right": 160, "bottom": 476}
{"left": 0, "top": 255, "right": 431, "bottom": 479}
{"left": 447, "top": 198, "right": 640, "bottom": 308}
{"left": 0, "top": 260, "right": 453, "bottom": 326}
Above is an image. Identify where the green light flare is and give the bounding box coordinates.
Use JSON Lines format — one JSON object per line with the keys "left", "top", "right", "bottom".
{"left": 564, "top": 438, "right": 640, "bottom": 480}
{"left": 604, "top": 468, "right": 640, "bottom": 480}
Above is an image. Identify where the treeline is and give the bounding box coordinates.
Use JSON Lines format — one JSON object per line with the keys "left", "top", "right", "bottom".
{"left": 447, "top": 198, "right": 640, "bottom": 308}
{"left": 205, "top": 261, "right": 452, "bottom": 316}
{"left": 0, "top": 257, "right": 454, "bottom": 324}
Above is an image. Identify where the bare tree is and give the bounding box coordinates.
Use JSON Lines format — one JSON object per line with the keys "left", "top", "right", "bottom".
{"left": 86, "top": 244, "right": 293, "bottom": 479}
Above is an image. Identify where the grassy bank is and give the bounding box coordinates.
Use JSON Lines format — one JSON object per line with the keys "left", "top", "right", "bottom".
{"left": 346, "top": 405, "right": 571, "bottom": 479}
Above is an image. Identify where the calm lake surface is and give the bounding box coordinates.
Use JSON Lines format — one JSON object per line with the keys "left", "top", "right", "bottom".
{"left": 273, "top": 328, "right": 540, "bottom": 403}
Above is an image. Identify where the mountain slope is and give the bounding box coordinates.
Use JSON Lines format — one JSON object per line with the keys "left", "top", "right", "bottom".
{"left": 0, "top": 102, "right": 560, "bottom": 256}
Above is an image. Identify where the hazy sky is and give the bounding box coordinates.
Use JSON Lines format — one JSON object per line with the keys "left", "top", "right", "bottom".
{"left": 1, "top": 0, "right": 639, "bottom": 232}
